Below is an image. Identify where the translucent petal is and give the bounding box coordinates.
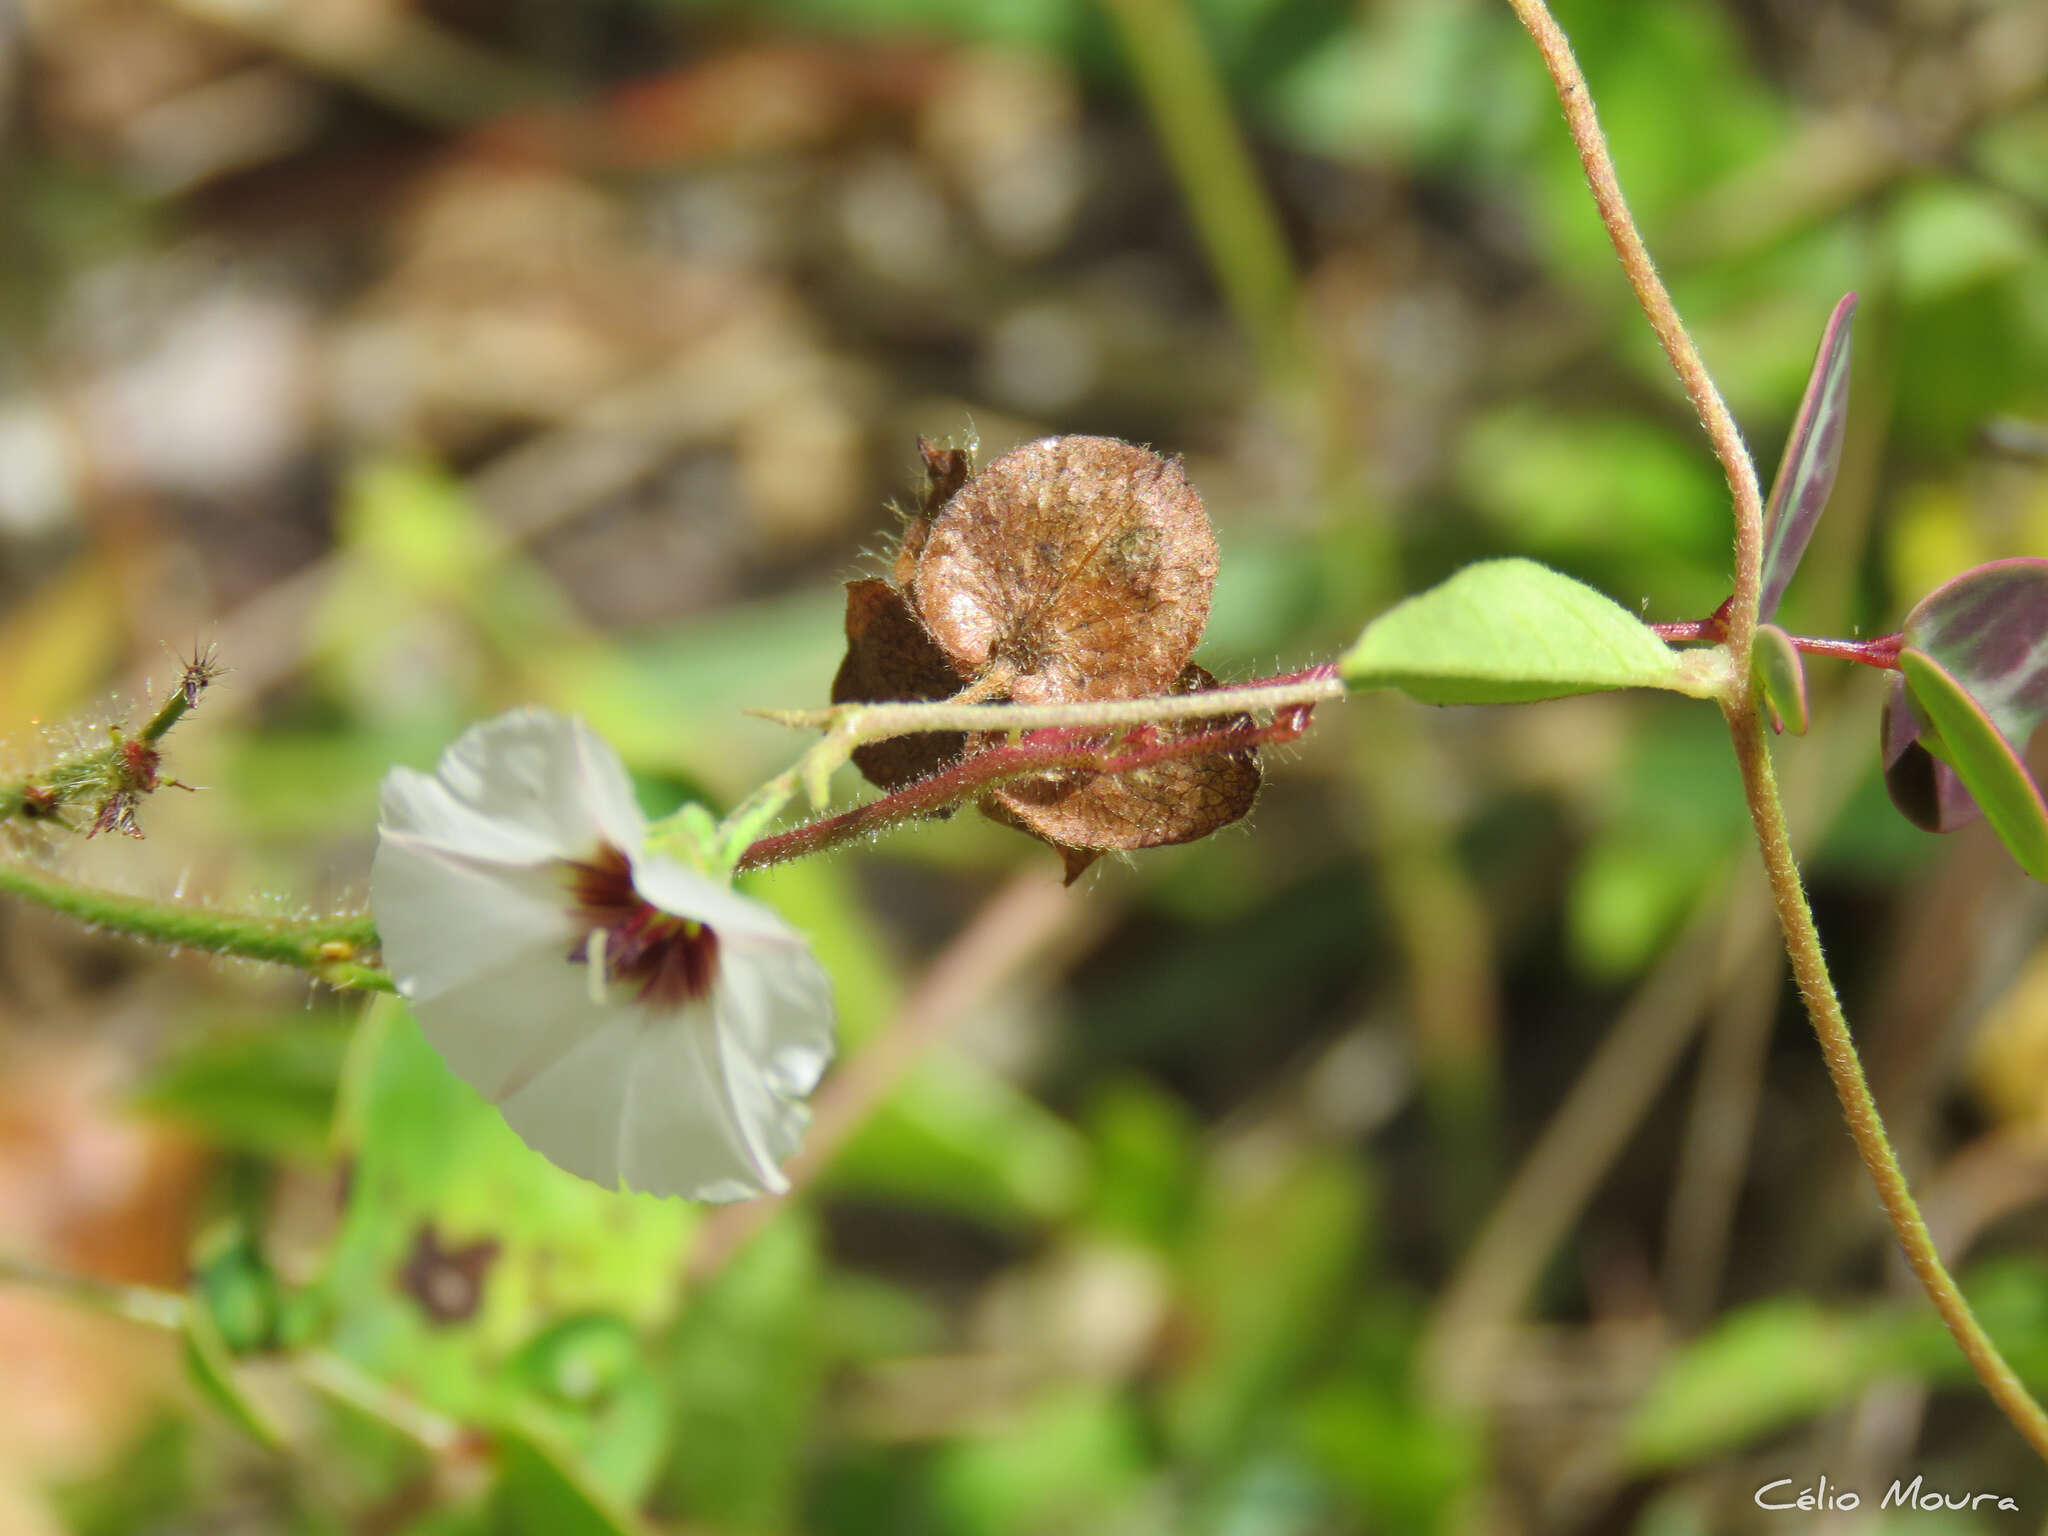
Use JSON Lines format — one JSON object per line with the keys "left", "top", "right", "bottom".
{"left": 379, "top": 764, "right": 563, "bottom": 866}
{"left": 371, "top": 831, "right": 575, "bottom": 1005}
{"left": 629, "top": 855, "right": 800, "bottom": 945}
{"left": 394, "top": 708, "right": 644, "bottom": 865}
{"left": 369, "top": 706, "right": 840, "bottom": 1203}
{"left": 493, "top": 1007, "right": 647, "bottom": 1191}
{"left": 719, "top": 934, "right": 836, "bottom": 1102}
{"left": 616, "top": 1008, "right": 797, "bottom": 1201}
{"left": 401, "top": 938, "right": 605, "bottom": 1104}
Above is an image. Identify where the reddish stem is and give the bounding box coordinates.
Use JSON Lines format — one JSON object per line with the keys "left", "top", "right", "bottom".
{"left": 1787, "top": 633, "right": 1905, "bottom": 670}
{"left": 1651, "top": 618, "right": 1904, "bottom": 672}
{"left": 738, "top": 689, "right": 1322, "bottom": 873}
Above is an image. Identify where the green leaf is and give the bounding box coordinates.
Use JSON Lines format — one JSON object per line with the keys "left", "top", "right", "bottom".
{"left": 931, "top": 1390, "right": 1148, "bottom": 1536}
{"left": 1339, "top": 559, "right": 1725, "bottom": 704}
{"left": 129, "top": 1021, "right": 350, "bottom": 1161}
{"left": 310, "top": 1000, "right": 693, "bottom": 1426}
{"left": 191, "top": 1223, "right": 281, "bottom": 1355}
{"left": 658, "top": 1217, "right": 821, "bottom": 1533}
{"left": 505, "top": 1317, "right": 668, "bottom": 1508}
{"left": 1900, "top": 647, "right": 2048, "bottom": 880}
{"left": 493, "top": 1425, "right": 650, "bottom": 1536}
{"left": 1624, "top": 1299, "right": 1913, "bottom": 1469}
{"left": 1751, "top": 623, "right": 1809, "bottom": 736}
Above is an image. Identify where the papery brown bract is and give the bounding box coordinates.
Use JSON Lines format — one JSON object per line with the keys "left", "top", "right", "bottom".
{"left": 833, "top": 434, "right": 1258, "bottom": 876}
{"left": 892, "top": 435, "right": 972, "bottom": 589}
{"left": 830, "top": 578, "right": 967, "bottom": 792}
{"left": 908, "top": 435, "right": 1217, "bottom": 706}
{"left": 980, "top": 665, "right": 1262, "bottom": 885}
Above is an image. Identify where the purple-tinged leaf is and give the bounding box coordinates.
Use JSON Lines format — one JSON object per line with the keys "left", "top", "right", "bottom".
{"left": 1752, "top": 623, "right": 1808, "bottom": 735}
{"left": 1898, "top": 647, "right": 2048, "bottom": 879}
{"left": 1882, "top": 672, "right": 1982, "bottom": 833}
{"left": 1758, "top": 294, "right": 1857, "bottom": 622}
{"left": 1902, "top": 558, "right": 2048, "bottom": 751}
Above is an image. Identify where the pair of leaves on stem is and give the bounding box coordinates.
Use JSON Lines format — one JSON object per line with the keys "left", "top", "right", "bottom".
{"left": 832, "top": 435, "right": 1260, "bottom": 881}
{"left": 1884, "top": 561, "right": 2048, "bottom": 881}
{"left": 1337, "top": 282, "right": 2048, "bottom": 888}
{"left": 1724, "top": 290, "right": 2048, "bottom": 884}
{"left": 1333, "top": 299, "right": 1866, "bottom": 712}
{"left": 1757, "top": 296, "right": 2048, "bottom": 879}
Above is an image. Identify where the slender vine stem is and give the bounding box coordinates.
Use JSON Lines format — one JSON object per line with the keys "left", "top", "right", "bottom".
{"left": 0, "top": 862, "right": 390, "bottom": 990}
{"left": 1506, "top": 0, "right": 1765, "bottom": 660}
{"left": 1512, "top": 0, "right": 2048, "bottom": 1456}
{"left": 1724, "top": 701, "right": 2048, "bottom": 1458}
{"left": 1097, "top": 0, "right": 1305, "bottom": 386}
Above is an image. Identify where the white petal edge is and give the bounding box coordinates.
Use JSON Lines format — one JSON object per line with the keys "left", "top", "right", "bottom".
{"left": 493, "top": 1005, "right": 646, "bottom": 1189}
{"left": 389, "top": 708, "right": 646, "bottom": 866}
{"left": 628, "top": 855, "right": 806, "bottom": 946}
{"left": 370, "top": 830, "right": 577, "bottom": 1005}
{"left": 717, "top": 933, "right": 836, "bottom": 1102}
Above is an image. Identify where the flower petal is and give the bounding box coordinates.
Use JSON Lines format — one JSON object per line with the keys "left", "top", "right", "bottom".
{"left": 400, "top": 940, "right": 608, "bottom": 1104}
{"left": 370, "top": 706, "right": 840, "bottom": 1203}
{"left": 385, "top": 708, "right": 645, "bottom": 865}
{"left": 718, "top": 932, "right": 836, "bottom": 1103}
{"left": 493, "top": 1007, "right": 647, "bottom": 1190}
{"left": 629, "top": 854, "right": 806, "bottom": 945}
{"left": 615, "top": 1009, "right": 801, "bottom": 1201}
{"left": 371, "top": 830, "right": 576, "bottom": 1004}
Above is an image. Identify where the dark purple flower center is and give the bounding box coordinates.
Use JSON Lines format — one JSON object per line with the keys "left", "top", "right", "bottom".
{"left": 565, "top": 844, "right": 720, "bottom": 1006}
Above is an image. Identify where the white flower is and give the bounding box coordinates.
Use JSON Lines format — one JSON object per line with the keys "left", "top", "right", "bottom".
{"left": 370, "top": 707, "right": 835, "bottom": 1201}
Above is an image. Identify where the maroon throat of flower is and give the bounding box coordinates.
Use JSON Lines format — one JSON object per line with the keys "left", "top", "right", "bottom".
{"left": 564, "top": 844, "right": 720, "bottom": 1006}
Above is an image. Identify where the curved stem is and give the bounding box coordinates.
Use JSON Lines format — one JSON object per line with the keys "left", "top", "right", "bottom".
{"left": 1512, "top": 0, "right": 2048, "bottom": 1458}
{"left": 1725, "top": 698, "right": 2048, "bottom": 1458}
{"left": 1507, "top": 0, "right": 1766, "bottom": 658}
{"left": 0, "top": 862, "right": 390, "bottom": 990}
{"left": 1098, "top": 0, "right": 1304, "bottom": 387}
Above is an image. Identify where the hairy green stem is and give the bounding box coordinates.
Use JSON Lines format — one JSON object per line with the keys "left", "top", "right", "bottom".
{"left": 760, "top": 669, "right": 1344, "bottom": 742}
{"left": 0, "top": 863, "right": 390, "bottom": 990}
{"left": 1725, "top": 700, "right": 2048, "bottom": 1458}
{"left": 1513, "top": 0, "right": 2048, "bottom": 1456}
{"left": 1507, "top": 0, "right": 1765, "bottom": 657}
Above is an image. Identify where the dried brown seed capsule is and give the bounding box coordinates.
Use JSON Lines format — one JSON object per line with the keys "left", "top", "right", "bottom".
{"left": 908, "top": 435, "right": 1217, "bottom": 706}
{"left": 980, "top": 664, "right": 1262, "bottom": 883}
{"left": 832, "top": 434, "right": 1259, "bottom": 875}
